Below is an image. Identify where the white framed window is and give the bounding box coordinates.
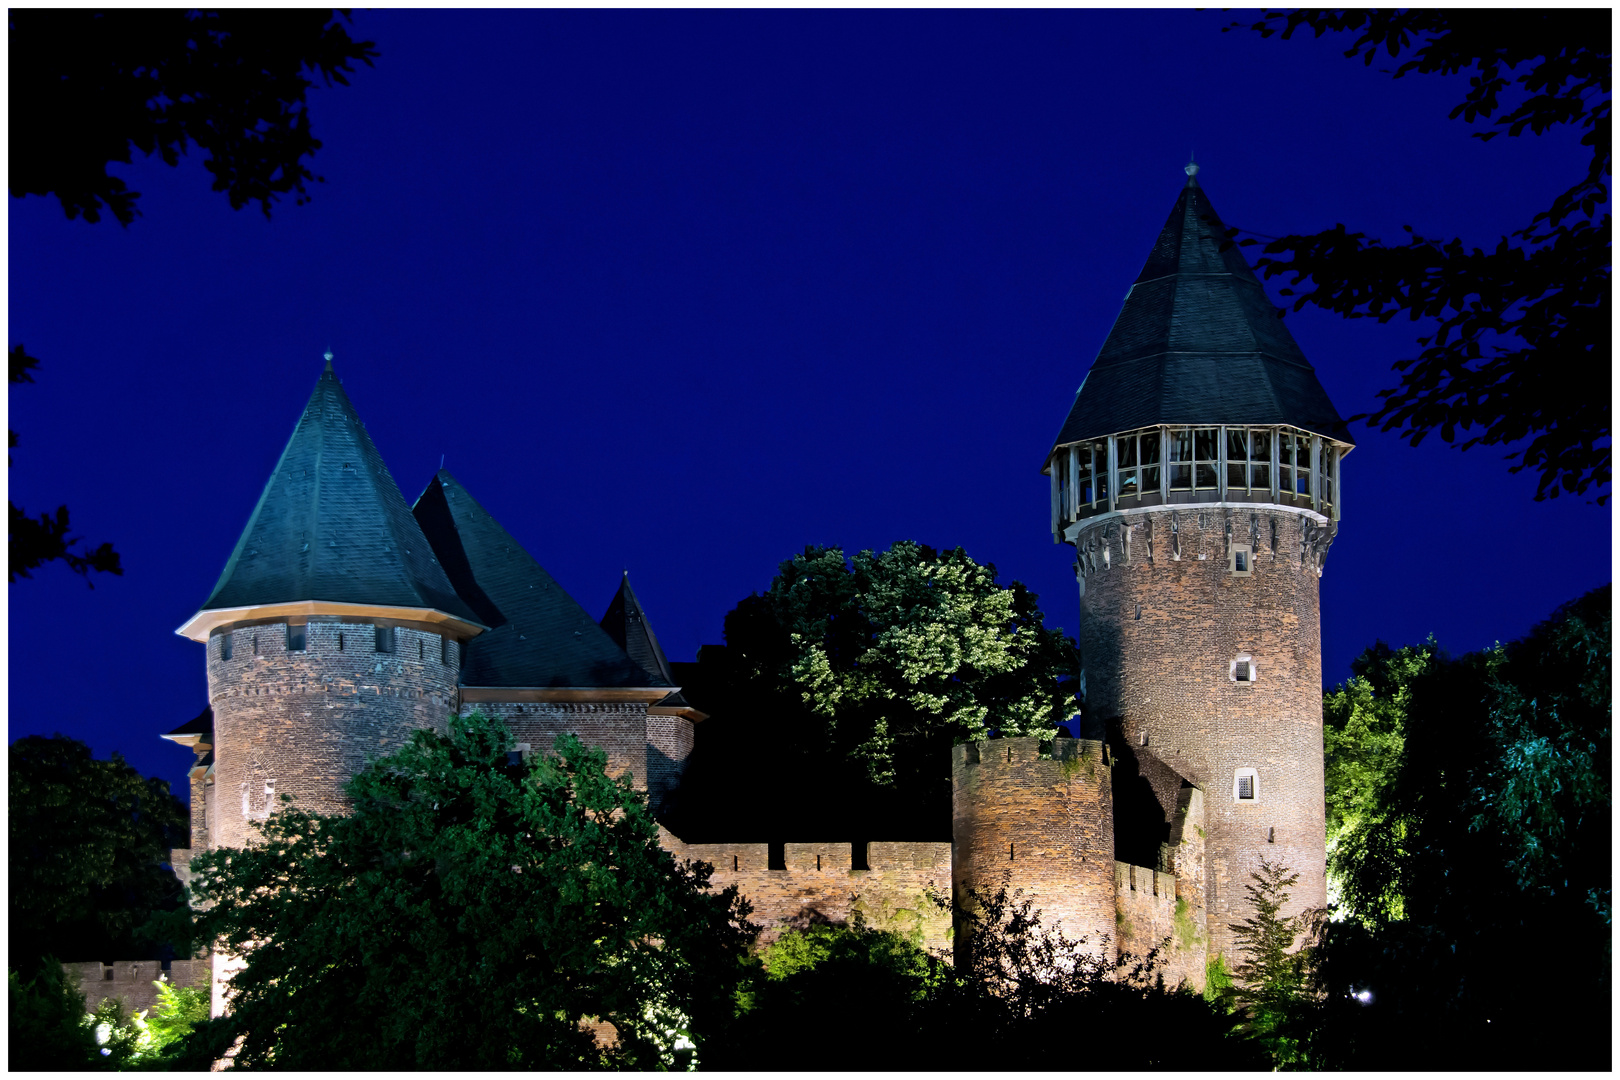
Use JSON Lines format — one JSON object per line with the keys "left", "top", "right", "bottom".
{"left": 1230, "top": 543, "right": 1252, "bottom": 576}
{"left": 1230, "top": 654, "right": 1257, "bottom": 683}
{"left": 1233, "top": 768, "right": 1259, "bottom": 802}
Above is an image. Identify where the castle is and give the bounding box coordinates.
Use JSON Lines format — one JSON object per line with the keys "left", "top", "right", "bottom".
{"left": 159, "top": 164, "right": 1349, "bottom": 1015}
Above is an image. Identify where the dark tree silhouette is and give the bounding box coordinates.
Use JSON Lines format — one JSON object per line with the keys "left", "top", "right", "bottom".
{"left": 9, "top": 8, "right": 377, "bottom": 226}
{"left": 8, "top": 346, "right": 122, "bottom": 586}
{"left": 1226, "top": 10, "right": 1610, "bottom": 502}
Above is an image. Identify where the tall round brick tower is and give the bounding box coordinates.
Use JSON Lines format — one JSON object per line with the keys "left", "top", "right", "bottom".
{"left": 176, "top": 357, "right": 486, "bottom": 852}
{"left": 1043, "top": 164, "right": 1352, "bottom": 967}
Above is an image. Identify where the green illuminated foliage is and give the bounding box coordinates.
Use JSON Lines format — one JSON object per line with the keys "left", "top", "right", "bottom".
{"left": 673, "top": 542, "right": 1078, "bottom": 838}
{"left": 8, "top": 735, "right": 190, "bottom": 976}
{"left": 180, "top": 712, "right": 756, "bottom": 1070}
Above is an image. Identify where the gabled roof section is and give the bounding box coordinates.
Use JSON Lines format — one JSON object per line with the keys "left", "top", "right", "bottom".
{"left": 161, "top": 706, "right": 213, "bottom": 750}
{"left": 412, "top": 470, "right": 672, "bottom": 690}
{"left": 1049, "top": 169, "right": 1352, "bottom": 455}
{"left": 195, "top": 361, "right": 480, "bottom": 624}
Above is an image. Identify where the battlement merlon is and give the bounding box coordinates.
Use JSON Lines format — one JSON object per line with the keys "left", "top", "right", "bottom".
{"left": 952, "top": 736, "right": 1108, "bottom": 775}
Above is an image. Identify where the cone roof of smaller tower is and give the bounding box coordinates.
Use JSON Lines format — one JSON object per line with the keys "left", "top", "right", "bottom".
{"left": 600, "top": 572, "right": 676, "bottom": 685}
{"left": 192, "top": 359, "right": 480, "bottom": 625}
{"left": 1049, "top": 165, "right": 1352, "bottom": 454}
{"left": 412, "top": 470, "right": 673, "bottom": 690}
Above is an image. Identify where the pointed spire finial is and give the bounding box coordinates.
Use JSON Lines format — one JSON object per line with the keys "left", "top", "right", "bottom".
{"left": 1184, "top": 152, "right": 1199, "bottom": 179}
{"left": 323, "top": 348, "right": 334, "bottom": 371}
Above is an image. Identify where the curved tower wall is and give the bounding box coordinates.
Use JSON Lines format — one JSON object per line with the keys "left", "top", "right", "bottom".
{"left": 206, "top": 619, "right": 459, "bottom": 849}
{"left": 952, "top": 736, "right": 1115, "bottom": 957}
{"left": 1075, "top": 505, "right": 1328, "bottom": 962}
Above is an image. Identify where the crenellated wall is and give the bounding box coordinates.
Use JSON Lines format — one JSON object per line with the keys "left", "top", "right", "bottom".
{"left": 658, "top": 830, "right": 952, "bottom": 954}
{"left": 951, "top": 737, "right": 1116, "bottom": 959}
{"left": 62, "top": 960, "right": 208, "bottom": 1018}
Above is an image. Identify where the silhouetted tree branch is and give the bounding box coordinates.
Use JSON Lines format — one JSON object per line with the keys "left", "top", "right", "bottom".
{"left": 1225, "top": 10, "right": 1610, "bottom": 502}
{"left": 9, "top": 9, "right": 377, "bottom": 225}
{"left": 8, "top": 345, "right": 123, "bottom": 586}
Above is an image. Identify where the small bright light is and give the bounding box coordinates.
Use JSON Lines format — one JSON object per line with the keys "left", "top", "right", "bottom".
{"left": 1353, "top": 989, "right": 1374, "bottom": 1005}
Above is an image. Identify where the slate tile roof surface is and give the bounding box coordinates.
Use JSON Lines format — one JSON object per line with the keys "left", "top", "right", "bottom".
{"left": 198, "top": 362, "right": 480, "bottom": 623}
{"left": 1050, "top": 175, "right": 1352, "bottom": 456}
{"left": 600, "top": 572, "right": 692, "bottom": 708}
{"left": 412, "top": 470, "right": 671, "bottom": 690}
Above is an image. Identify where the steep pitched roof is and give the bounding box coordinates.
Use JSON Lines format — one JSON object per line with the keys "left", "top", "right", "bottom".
{"left": 196, "top": 361, "right": 480, "bottom": 623}
{"left": 600, "top": 572, "right": 675, "bottom": 684}
{"left": 412, "top": 470, "right": 672, "bottom": 689}
{"left": 600, "top": 572, "right": 696, "bottom": 711}
{"left": 1049, "top": 170, "right": 1352, "bottom": 454}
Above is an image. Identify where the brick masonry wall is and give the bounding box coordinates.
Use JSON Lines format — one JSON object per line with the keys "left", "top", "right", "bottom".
{"left": 206, "top": 620, "right": 459, "bottom": 850}
{"left": 951, "top": 737, "right": 1116, "bottom": 958}
{"left": 465, "top": 701, "right": 651, "bottom": 793}
{"left": 646, "top": 715, "right": 696, "bottom": 813}
{"left": 1073, "top": 507, "right": 1328, "bottom": 964}
{"left": 63, "top": 960, "right": 207, "bottom": 1018}
{"left": 659, "top": 830, "right": 953, "bottom": 955}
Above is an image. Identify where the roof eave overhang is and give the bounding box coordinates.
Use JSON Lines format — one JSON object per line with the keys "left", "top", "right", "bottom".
{"left": 649, "top": 705, "right": 709, "bottom": 723}
{"left": 459, "top": 686, "right": 679, "bottom": 706}
{"left": 176, "top": 601, "right": 488, "bottom": 643}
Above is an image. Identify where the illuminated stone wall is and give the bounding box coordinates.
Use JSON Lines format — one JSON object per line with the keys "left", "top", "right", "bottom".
{"left": 658, "top": 831, "right": 953, "bottom": 955}
{"left": 1073, "top": 505, "right": 1328, "bottom": 964}
{"left": 206, "top": 620, "right": 459, "bottom": 850}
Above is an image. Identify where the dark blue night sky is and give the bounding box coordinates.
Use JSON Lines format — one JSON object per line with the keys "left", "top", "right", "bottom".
{"left": 9, "top": 10, "right": 1610, "bottom": 802}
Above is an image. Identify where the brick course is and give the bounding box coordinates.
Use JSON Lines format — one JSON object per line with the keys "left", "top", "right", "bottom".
{"left": 207, "top": 620, "right": 459, "bottom": 849}
{"left": 63, "top": 959, "right": 207, "bottom": 1018}
{"left": 1074, "top": 507, "right": 1328, "bottom": 964}
{"left": 951, "top": 737, "right": 1115, "bottom": 958}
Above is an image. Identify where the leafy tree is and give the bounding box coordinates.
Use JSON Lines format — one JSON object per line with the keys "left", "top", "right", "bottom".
{"left": 9, "top": 345, "right": 124, "bottom": 585}
{"left": 9, "top": 9, "right": 377, "bottom": 226}
{"left": 1301, "top": 587, "right": 1610, "bottom": 1070}
{"left": 8, "top": 964, "right": 107, "bottom": 1071}
{"left": 8, "top": 735, "right": 191, "bottom": 978}
{"left": 668, "top": 541, "right": 1079, "bottom": 839}
{"left": 1226, "top": 859, "right": 1315, "bottom": 1067}
{"left": 138, "top": 977, "right": 211, "bottom": 1059}
{"left": 178, "top": 712, "right": 756, "bottom": 1070}
{"left": 1227, "top": 10, "right": 1610, "bottom": 502}
{"left": 1321, "top": 639, "right": 1438, "bottom": 923}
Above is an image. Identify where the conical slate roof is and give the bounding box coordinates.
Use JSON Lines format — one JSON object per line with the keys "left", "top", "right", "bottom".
{"left": 1049, "top": 170, "right": 1351, "bottom": 453}
{"left": 196, "top": 361, "right": 479, "bottom": 623}
{"left": 412, "top": 470, "right": 672, "bottom": 689}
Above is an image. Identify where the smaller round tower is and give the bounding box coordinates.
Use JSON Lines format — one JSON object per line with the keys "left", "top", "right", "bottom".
{"left": 951, "top": 736, "right": 1115, "bottom": 958}
{"left": 177, "top": 358, "right": 485, "bottom": 851}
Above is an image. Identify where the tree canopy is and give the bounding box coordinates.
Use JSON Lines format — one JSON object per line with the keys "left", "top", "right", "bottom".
{"left": 180, "top": 712, "right": 756, "bottom": 1070}
{"left": 666, "top": 541, "right": 1079, "bottom": 840}
{"left": 1228, "top": 10, "right": 1610, "bottom": 502}
{"left": 9, "top": 8, "right": 377, "bottom": 226}
{"left": 8, "top": 735, "right": 190, "bottom": 976}
{"left": 1304, "top": 587, "right": 1610, "bottom": 1069}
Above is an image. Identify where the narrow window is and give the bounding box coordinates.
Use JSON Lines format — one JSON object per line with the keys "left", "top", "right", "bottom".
{"left": 1250, "top": 429, "right": 1271, "bottom": 492}
{"left": 1140, "top": 429, "right": 1162, "bottom": 492}
{"left": 1230, "top": 543, "right": 1253, "bottom": 577}
{"left": 219, "top": 631, "right": 233, "bottom": 662}
{"left": 816, "top": 853, "right": 822, "bottom": 871}
{"left": 1116, "top": 433, "right": 1139, "bottom": 499}
{"left": 768, "top": 841, "right": 786, "bottom": 871}
{"left": 1234, "top": 768, "right": 1259, "bottom": 802}
{"left": 375, "top": 625, "right": 395, "bottom": 654}
{"left": 286, "top": 623, "right": 306, "bottom": 652}
{"left": 338, "top": 632, "right": 345, "bottom": 652}
{"left": 418, "top": 639, "right": 425, "bottom": 661}
{"left": 733, "top": 854, "right": 739, "bottom": 872}
{"left": 440, "top": 635, "right": 450, "bottom": 664}
{"left": 1235, "top": 660, "right": 1251, "bottom": 681}
{"left": 1231, "top": 654, "right": 1256, "bottom": 682}
{"left": 1294, "top": 435, "right": 1312, "bottom": 495}
{"left": 252, "top": 635, "right": 259, "bottom": 656}
{"left": 1193, "top": 428, "right": 1219, "bottom": 489}
{"left": 103, "top": 965, "right": 114, "bottom": 982}
{"left": 1226, "top": 428, "right": 1249, "bottom": 490}
{"left": 1009, "top": 842, "right": 1016, "bottom": 861}
{"left": 1168, "top": 427, "right": 1193, "bottom": 490}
